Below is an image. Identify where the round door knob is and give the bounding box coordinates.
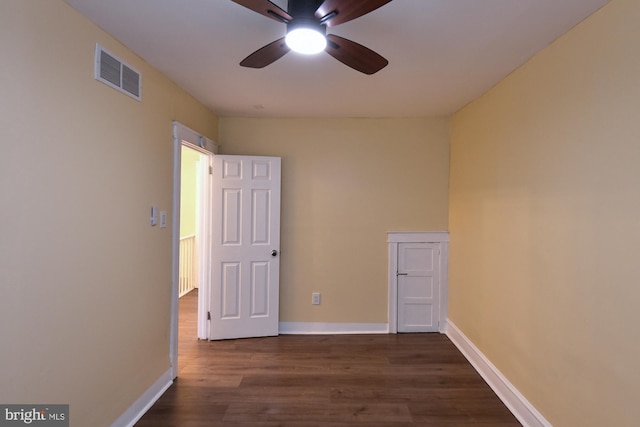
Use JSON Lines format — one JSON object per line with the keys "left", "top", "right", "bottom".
{"left": 271, "top": 250, "right": 278, "bottom": 257}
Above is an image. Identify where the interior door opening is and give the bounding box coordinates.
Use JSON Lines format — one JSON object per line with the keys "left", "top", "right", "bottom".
{"left": 171, "top": 122, "right": 216, "bottom": 379}
{"left": 170, "top": 124, "right": 282, "bottom": 376}
{"left": 179, "top": 145, "right": 210, "bottom": 340}
{"left": 387, "top": 232, "right": 449, "bottom": 335}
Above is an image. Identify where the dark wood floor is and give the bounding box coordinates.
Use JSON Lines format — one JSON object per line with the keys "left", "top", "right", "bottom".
{"left": 136, "top": 290, "right": 521, "bottom": 426}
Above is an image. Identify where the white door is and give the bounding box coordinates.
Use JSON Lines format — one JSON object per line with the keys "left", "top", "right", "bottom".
{"left": 210, "top": 155, "right": 281, "bottom": 340}
{"left": 397, "top": 242, "right": 440, "bottom": 332}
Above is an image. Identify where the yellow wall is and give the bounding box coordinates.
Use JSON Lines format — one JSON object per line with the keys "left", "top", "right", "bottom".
{"left": 0, "top": 1, "right": 217, "bottom": 426}
{"left": 180, "top": 147, "right": 200, "bottom": 238}
{"left": 219, "top": 118, "right": 449, "bottom": 323}
{"left": 449, "top": 0, "right": 640, "bottom": 425}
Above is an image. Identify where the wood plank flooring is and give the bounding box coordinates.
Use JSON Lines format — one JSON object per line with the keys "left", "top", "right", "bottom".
{"left": 136, "top": 290, "right": 521, "bottom": 426}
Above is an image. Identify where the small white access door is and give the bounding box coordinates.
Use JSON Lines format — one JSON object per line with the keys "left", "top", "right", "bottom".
{"left": 210, "top": 155, "right": 281, "bottom": 340}
{"left": 397, "top": 242, "right": 440, "bottom": 332}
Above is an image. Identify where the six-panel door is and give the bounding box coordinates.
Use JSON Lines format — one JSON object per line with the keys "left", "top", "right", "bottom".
{"left": 210, "top": 155, "right": 281, "bottom": 340}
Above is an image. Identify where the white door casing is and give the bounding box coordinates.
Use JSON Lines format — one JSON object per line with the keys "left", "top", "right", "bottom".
{"left": 210, "top": 155, "right": 281, "bottom": 340}
{"left": 194, "top": 150, "right": 212, "bottom": 340}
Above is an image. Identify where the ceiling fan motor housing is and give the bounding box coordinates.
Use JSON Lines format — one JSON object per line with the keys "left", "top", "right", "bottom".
{"left": 286, "top": 0, "right": 326, "bottom": 36}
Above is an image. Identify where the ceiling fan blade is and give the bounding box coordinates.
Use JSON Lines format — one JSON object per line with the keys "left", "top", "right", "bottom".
{"left": 240, "top": 37, "right": 290, "bottom": 68}
{"left": 315, "top": 0, "right": 392, "bottom": 27}
{"left": 325, "top": 34, "right": 388, "bottom": 75}
{"left": 232, "top": 0, "right": 292, "bottom": 23}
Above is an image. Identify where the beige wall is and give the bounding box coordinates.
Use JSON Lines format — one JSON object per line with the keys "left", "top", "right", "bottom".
{"left": 0, "top": 1, "right": 217, "bottom": 426}
{"left": 180, "top": 147, "right": 200, "bottom": 238}
{"left": 219, "top": 118, "right": 449, "bottom": 323}
{"left": 449, "top": 0, "right": 640, "bottom": 425}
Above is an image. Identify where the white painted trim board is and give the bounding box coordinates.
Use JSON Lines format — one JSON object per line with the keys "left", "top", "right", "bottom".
{"left": 111, "top": 368, "right": 173, "bottom": 427}
{"left": 279, "top": 322, "right": 389, "bottom": 335}
{"left": 445, "top": 320, "right": 552, "bottom": 427}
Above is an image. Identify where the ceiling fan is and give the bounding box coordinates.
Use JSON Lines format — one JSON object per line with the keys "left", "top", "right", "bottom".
{"left": 232, "top": 0, "right": 393, "bottom": 75}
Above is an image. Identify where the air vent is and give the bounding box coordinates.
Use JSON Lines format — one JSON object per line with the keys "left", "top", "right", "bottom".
{"left": 94, "top": 44, "right": 141, "bottom": 101}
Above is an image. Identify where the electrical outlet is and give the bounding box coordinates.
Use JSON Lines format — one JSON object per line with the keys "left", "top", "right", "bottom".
{"left": 312, "top": 292, "right": 321, "bottom": 305}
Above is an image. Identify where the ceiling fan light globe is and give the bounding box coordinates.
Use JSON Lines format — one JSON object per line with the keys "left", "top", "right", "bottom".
{"left": 285, "top": 28, "right": 327, "bottom": 55}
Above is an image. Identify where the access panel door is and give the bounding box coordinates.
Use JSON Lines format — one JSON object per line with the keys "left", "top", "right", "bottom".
{"left": 397, "top": 242, "right": 440, "bottom": 332}
{"left": 210, "top": 155, "right": 281, "bottom": 340}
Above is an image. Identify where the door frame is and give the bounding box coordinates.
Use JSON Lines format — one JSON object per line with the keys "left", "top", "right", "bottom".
{"left": 387, "top": 231, "right": 449, "bottom": 334}
{"left": 170, "top": 122, "right": 217, "bottom": 379}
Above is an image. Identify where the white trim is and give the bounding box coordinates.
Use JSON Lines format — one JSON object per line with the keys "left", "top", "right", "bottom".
{"left": 111, "top": 368, "right": 172, "bottom": 427}
{"left": 279, "top": 322, "right": 389, "bottom": 335}
{"left": 388, "top": 231, "right": 449, "bottom": 334}
{"left": 445, "top": 320, "right": 552, "bottom": 427}
{"left": 439, "top": 242, "right": 449, "bottom": 328}
{"left": 195, "top": 151, "right": 212, "bottom": 340}
{"left": 173, "top": 122, "right": 218, "bottom": 154}
{"left": 170, "top": 128, "right": 181, "bottom": 379}
{"left": 388, "top": 241, "right": 399, "bottom": 333}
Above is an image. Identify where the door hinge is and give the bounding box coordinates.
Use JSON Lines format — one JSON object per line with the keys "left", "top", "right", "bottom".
{"left": 207, "top": 311, "right": 211, "bottom": 321}
{"left": 397, "top": 272, "right": 408, "bottom": 276}
{"left": 209, "top": 166, "right": 213, "bottom": 175}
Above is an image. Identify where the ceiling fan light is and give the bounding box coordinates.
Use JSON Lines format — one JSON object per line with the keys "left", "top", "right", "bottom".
{"left": 285, "top": 28, "right": 327, "bottom": 55}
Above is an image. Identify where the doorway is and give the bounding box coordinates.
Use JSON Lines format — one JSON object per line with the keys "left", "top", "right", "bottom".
{"left": 179, "top": 144, "right": 210, "bottom": 335}
{"left": 170, "top": 124, "right": 282, "bottom": 376}
{"left": 170, "top": 122, "right": 216, "bottom": 379}
{"left": 387, "top": 232, "right": 449, "bottom": 334}
{"left": 179, "top": 146, "right": 204, "bottom": 298}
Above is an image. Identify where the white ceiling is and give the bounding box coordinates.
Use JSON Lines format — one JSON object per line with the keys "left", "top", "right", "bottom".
{"left": 65, "top": 0, "right": 609, "bottom": 118}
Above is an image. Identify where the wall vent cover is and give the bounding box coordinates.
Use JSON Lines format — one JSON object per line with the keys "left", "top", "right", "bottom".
{"left": 94, "top": 44, "right": 141, "bottom": 101}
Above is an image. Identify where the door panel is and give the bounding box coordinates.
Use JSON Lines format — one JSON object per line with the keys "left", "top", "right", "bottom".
{"left": 210, "top": 155, "right": 281, "bottom": 340}
{"left": 222, "top": 189, "right": 241, "bottom": 244}
{"left": 397, "top": 242, "right": 440, "bottom": 333}
{"left": 221, "top": 262, "right": 240, "bottom": 318}
{"left": 250, "top": 261, "right": 269, "bottom": 316}
{"left": 252, "top": 189, "right": 270, "bottom": 244}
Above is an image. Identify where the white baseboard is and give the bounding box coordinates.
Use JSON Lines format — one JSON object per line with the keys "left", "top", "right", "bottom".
{"left": 279, "top": 322, "right": 389, "bottom": 335}
{"left": 445, "top": 320, "right": 552, "bottom": 427}
{"left": 111, "top": 368, "right": 173, "bottom": 427}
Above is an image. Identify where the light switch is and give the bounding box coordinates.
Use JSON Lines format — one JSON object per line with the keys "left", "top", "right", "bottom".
{"left": 159, "top": 211, "right": 167, "bottom": 228}
{"left": 150, "top": 206, "right": 158, "bottom": 226}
